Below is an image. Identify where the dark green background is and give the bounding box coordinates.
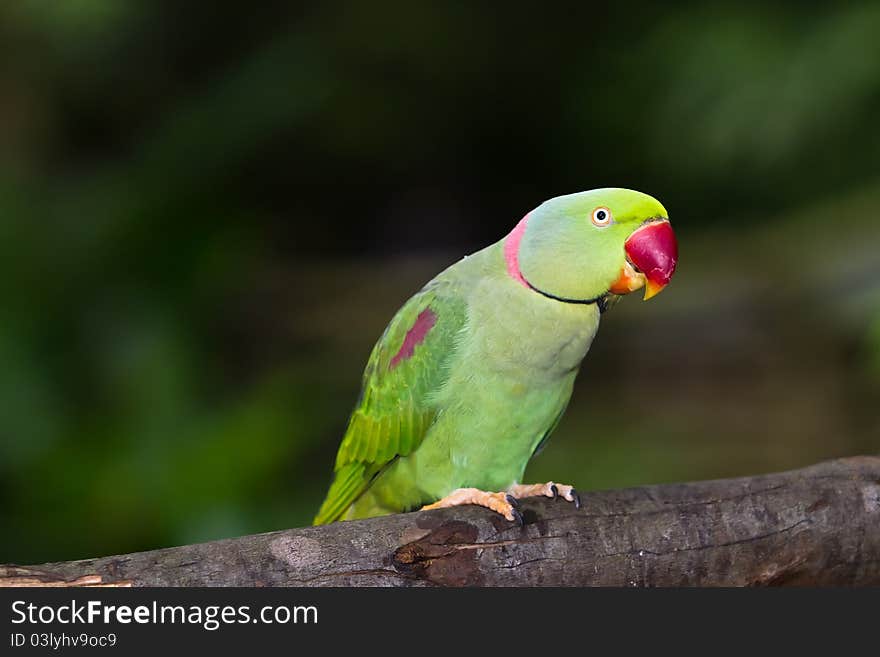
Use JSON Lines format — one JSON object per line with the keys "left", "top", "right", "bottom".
{"left": 2, "top": 1, "right": 878, "bottom": 563}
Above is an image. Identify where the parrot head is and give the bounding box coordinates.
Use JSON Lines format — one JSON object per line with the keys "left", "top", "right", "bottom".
{"left": 510, "top": 188, "right": 678, "bottom": 303}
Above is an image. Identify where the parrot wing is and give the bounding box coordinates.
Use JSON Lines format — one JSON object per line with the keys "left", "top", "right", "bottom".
{"left": 313, "top": 280, "right": 467, "bottom": 524}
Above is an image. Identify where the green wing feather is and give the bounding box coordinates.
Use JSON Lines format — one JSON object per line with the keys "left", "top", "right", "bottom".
{"left": 313, "top": 281, "right": 466, "bottom": 525}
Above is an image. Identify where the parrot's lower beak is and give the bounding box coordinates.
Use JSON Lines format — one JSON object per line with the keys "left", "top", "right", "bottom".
{"left": 610, "top": 219, "right": 678, "bottom": 300}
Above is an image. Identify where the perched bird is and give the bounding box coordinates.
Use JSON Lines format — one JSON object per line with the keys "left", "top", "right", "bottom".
{"left": 314, "top": 188, "right": 678, "bottom": 525}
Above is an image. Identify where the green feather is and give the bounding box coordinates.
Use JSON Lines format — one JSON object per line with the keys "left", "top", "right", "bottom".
{"left": 313, "top": 282, "right": 466, "bottom": 525}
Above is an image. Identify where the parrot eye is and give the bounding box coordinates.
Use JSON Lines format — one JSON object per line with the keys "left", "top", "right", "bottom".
{"left": 591, "top": 206, "right": 613, "bottom": 227}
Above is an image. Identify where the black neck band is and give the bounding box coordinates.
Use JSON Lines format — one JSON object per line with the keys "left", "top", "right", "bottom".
{"left": 524, "top": 280, "right": 611, "bottom": 313}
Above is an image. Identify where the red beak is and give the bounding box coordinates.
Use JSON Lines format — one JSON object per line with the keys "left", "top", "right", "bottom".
{"left": 623, "top": 220, "right": 678, "bottom": 300}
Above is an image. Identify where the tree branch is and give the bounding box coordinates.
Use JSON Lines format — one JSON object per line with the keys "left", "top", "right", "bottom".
{"left": 3, "top": 456, "right": 879, "bottom": 587}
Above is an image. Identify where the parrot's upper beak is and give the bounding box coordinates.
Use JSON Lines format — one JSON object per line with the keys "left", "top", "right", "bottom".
{"left": 610, "top": 219, "right": 678, "bottom": 300}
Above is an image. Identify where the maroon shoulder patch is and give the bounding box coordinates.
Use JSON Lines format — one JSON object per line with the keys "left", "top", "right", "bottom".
{"left": 390, "top": 307, "right": 437, "bottom": 369}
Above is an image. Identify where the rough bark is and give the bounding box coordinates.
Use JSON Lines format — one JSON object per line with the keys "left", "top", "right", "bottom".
{"left": 3, "top": 456, "right": 879, "bottom": 587}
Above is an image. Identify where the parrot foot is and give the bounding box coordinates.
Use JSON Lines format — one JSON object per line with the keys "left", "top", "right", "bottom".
{"left": 508, "top": 482, "right": 581, "bottom": 509}
{"left": 421, "top": 488, "right": 523, "bottom": 525}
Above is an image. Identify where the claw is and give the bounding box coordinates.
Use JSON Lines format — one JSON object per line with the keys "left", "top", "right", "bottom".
{"left": 508, "top": 481, "right": 580, "bottom": 511}
{"left": 421, "top": 488, "right": 532, "bottom": 524}
{"left": 510, "top": 507, "right": 524, "bottom": 527}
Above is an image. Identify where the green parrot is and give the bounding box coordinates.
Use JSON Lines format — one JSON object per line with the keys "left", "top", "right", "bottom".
{"left": 314, "top": 188, "right": 678, "bottom": 525}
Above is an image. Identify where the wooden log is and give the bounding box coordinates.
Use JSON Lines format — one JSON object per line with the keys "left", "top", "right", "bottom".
{"left": 3, "top": 456, "right": 879, "bottom": 587}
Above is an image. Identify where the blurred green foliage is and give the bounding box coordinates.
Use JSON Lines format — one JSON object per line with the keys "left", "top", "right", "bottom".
{"left": 1, "top": 2, "right": 878, "bottom": 563}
